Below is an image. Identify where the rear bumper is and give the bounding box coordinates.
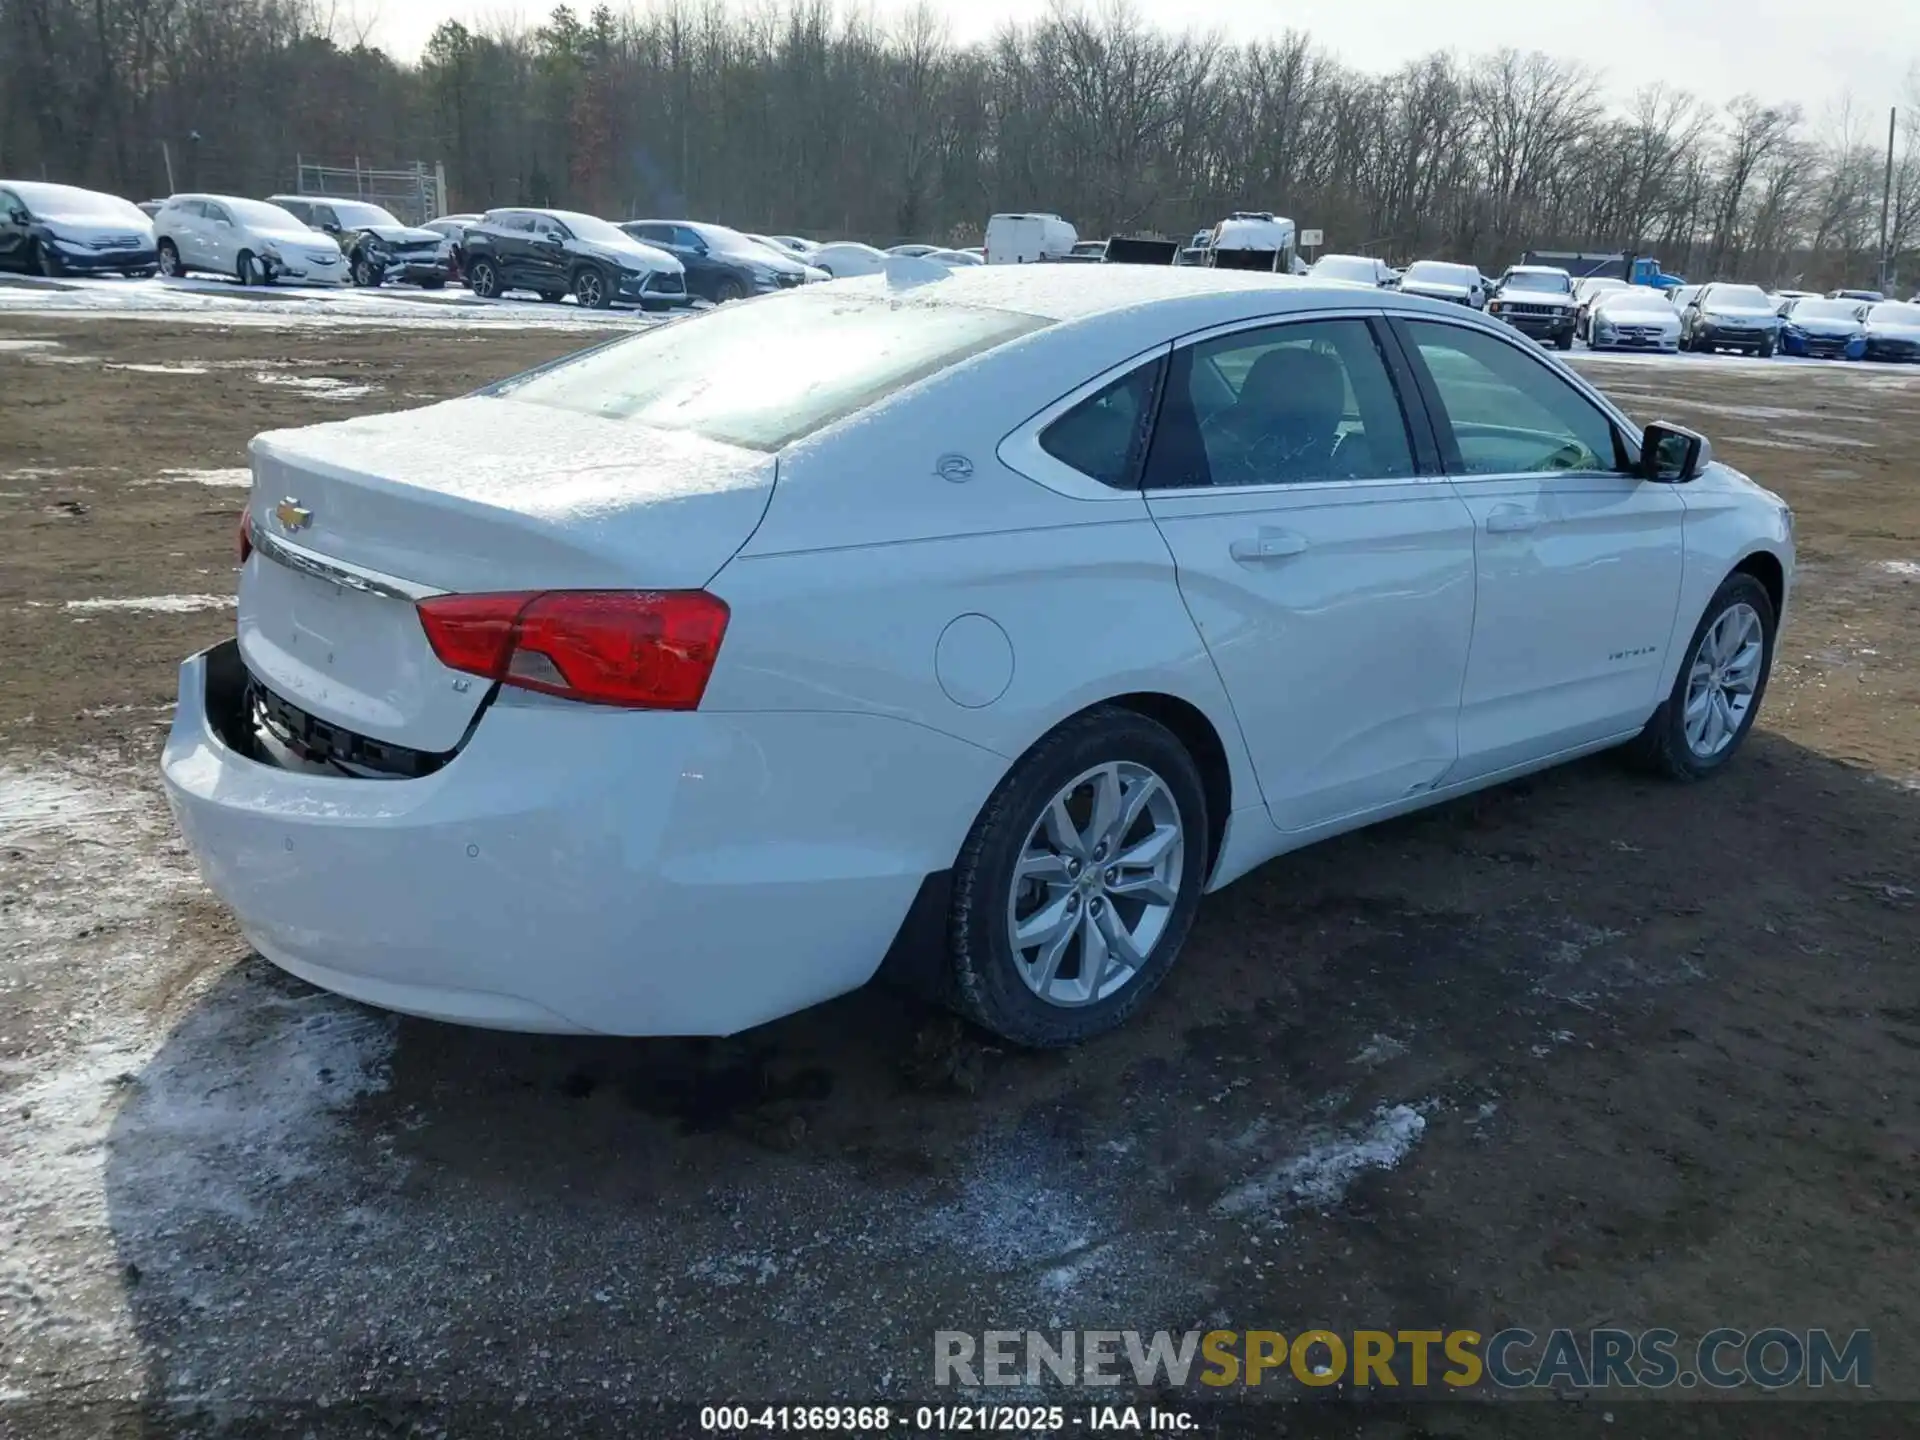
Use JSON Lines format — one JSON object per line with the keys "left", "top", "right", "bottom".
{"left": 160, "top": 641, "right": 1003, "bottom": 1035}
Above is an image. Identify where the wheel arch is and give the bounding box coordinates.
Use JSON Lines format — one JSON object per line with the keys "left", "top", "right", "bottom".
{"left": 1731, "top": 547, "right": 1786, "bottom": 620}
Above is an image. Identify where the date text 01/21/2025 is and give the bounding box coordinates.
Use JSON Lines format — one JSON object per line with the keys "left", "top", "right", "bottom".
{"left": 699, "top": 1405, "right": 1195, "bottom": 1432}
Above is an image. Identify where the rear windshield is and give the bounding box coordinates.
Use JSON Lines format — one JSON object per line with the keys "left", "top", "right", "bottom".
{"left": 495, "top": 292, "right": 1049, "bottom": 451}
{"left": 1405, "top": 262, "right": 1477, "bottom": 286}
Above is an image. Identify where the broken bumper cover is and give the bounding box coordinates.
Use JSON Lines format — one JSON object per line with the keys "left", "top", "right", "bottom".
{"left": 159, "top": 639, "right": 1002, "bottom": 1036}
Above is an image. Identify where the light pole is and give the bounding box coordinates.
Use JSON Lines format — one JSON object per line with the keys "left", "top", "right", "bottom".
{"left": 1879, "top": 105, "right": 1896, "bottom": 295}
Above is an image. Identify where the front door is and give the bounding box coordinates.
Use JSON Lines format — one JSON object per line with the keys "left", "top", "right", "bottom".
{"left": 1392, "top": 317, "right": 1685, "bottom": 779}
{"left": 0, "top": 189, "right": 30, "bottom": 268}
{"left": 1143, "top": 315, "right": 1478, "bottom": 833}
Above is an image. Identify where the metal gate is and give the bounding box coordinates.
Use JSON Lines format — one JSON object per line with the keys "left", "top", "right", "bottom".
{"left": 293, "top": 158, "right": 447, "bottom": 224}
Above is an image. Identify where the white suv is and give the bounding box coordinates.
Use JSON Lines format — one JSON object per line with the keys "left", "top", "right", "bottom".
{"left": 153, "top": 194, "right": 346, "bottom": 285}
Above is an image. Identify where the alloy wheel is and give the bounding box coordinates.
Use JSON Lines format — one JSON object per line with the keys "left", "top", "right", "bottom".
{"left": 1006, "top": 761, "right": 1184, "bottom": 1008}
{"left": 1683, "top": 601, "right": 1764, "bottom": 758}
{"left": 575, "top": 269, "right": 605, "bottom": 308}
{"left": 469, "top": 262, "right": 497, "bottom": 298}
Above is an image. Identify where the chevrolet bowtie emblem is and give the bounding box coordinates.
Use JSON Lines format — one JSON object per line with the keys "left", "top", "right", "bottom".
{"left": 274, "top": 498, "right": 312, "bottom": 532}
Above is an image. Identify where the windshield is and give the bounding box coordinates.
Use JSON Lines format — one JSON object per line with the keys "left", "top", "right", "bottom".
{"left": 1868, "top": 302, "right": 1920, "bottom": 324}
{"left": 327, "top": 200, "right": 403, "bottom": 228}
{"left": 545, "top": 211, "right": 634, "bottom": 246}
{"left": 1793, "top": 299, "right": 1864, "bottom": 322}
{"left": 496, "top": 293, "right": 1049, "bottom": 451}
{"left": 1706, "top": 285, "right": 1771, "bottom": 308}
{"left": 1311, "top": 256, "right": 1378, "bottom": 282}
{"left": 223, "top": 198, "right": 308, "bottom": 231}
{"left": 12, "top": 183, "right": 147, "bottom": 225}
{"left": 1504, "top": 271, "right": 1571, "bottom": 293}
{"left": 1405, "top": 262, "right": 1476, "bottom": 287}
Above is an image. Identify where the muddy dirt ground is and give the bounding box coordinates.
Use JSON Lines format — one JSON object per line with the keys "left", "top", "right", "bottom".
{"left": 2, "top": 314, "right": 1918, "bottom": 1438}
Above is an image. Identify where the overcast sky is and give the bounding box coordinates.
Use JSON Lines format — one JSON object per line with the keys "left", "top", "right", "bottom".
{"left": 359, "top": 0, "right": 1917, "bottom": 115}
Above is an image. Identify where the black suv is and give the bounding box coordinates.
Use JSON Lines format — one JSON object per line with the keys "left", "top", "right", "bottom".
{"left": 620, "top": 220, "right": 812, "bottom": 301}
{"left": 462, "top": 208, "right": 690, "bottom": 309}
{"left": 269, "top": 196, "right": 450, "bottom": 288}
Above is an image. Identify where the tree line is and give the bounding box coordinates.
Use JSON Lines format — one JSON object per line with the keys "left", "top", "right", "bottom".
{"left": 2, "top": 0, "right": 1917, "bottom": 288}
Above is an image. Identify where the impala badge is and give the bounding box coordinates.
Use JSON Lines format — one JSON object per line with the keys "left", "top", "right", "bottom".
{"left": 274, "top": 498, "right": 312, "bottom": 532}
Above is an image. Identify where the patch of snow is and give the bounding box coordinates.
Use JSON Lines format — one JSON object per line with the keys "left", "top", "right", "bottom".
{"left": 24, "top": 352, "right": 99, "bottom": 365}
{"left": 65, "top": 594, "right": 234, "bottom": 613}
{"left": 138, "top": 467, "right": 251, "bottom": 489}
{"left": 0, "top": 338, "right": 57, "bottom": 350}
{"left": 105, "top": 362, "right": 208, "bottom": 376}
{"left": 1726, "top": 436, "right": 1813, "bottom": 451}
{"left": 1879, "top": 560, "right": 1920, "bottom": 577}
{"left": 1213, "top": 1104, "right": 1428, "bottom": 1220}
{"left": 253, "top": 373, "right": 379, "bottom": 400}
{"left": 1351, "top": 1033, "right": 1409, "bottom": 1066}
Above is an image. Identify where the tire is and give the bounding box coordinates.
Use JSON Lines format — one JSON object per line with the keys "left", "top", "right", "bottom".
{"left": 1554, "top": 329, "right": 1574, "bottom": 351}
{"left": 351, "top": 253, "right": 383, "bottom": 288}
{"left": 156, "top": 239, "right": 183, "bottom": 278}
{"left": 947, "top": 707, "right": 1209, "bottom": 1048}
{"left": 235, "top": 251, "right": 267, "bottom": 286}
{"left": 34, "top": 241, "right": 64, "bottom": 278}
{"left": 123, "top": 268, "right": 156, "bottom": 279}
{"left": 1624, "top": 573, "right": 1776, "bottom": 782}
{"left": 1758, "top": 337, "right": 1777, "bottom": 359}
{"left": 714, "top": 277, "right": 747, "bottom": 303}
{"left": 572, "top": 265, "right": 611, "bottom": 309}
{"left": 466, "top": 257, "right": 500, "bottom": 299}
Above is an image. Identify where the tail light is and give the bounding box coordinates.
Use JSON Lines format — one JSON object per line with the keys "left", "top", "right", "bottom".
{"left": 415, "top": 590, "right": 729, "bottom": 710}
{"left": 236, "top": 504, "right": 253, "bottom": 564}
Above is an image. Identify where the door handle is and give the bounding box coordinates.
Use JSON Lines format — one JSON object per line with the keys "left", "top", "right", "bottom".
{"left": 1228, "top": 530, "right": 1310, "bottom": 563}
{"left": 1484, "top": 506, "right": 1539, "bottom": 534}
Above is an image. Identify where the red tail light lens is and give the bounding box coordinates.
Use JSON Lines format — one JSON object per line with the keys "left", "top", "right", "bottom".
{"left": 415, "top": 590, "right": 730, "bottom": 710}
{"left": 236, "top": 505, "right": 253, "bottom": 564}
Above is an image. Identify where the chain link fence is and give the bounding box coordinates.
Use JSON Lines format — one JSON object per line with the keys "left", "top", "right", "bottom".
{"left": 293, "top": 158, "right": 447, "bottom": 224}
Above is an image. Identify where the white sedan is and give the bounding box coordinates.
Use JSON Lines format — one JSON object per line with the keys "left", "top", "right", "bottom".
{"left": 162, "top": 269, "right": 1794, "bottom": 1046}
{"left": 809, "top": 240, "right": 888, "bottom": 278}
{"left": 1586, "top": 285, "right": 1683, "bottom": 351}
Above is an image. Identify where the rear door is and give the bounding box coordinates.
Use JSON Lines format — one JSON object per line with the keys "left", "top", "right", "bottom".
{"left": 1391, "top": 316, "right": 1684, "bottom": 779}
{"left": 200, "top": 201, "right": 238, "bottom": 271}
{"left": 527, "top": 215, "right": 572, "bottom": 290}
{"left": 0, "top": 188, "right": 28, "bottom": 268}
{"left": 1142, "top": 313, "right": 1478, "bottom": 833}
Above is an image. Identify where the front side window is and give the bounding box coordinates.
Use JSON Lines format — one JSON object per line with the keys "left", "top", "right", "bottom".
{"left": 310, "top": 205, "right": 339, "bottom": 230}
{"left": 1404, "top": 320, "right": 1622, "bottom": 476}
{"left": 1143, "top": 319, "right": 1416, "bottom": 490}
{"left": 1038, "top": 359, "right": 1162, "bottom": 488}
{"left": 496, "top": 292, "right": 1049, "bottom": 451}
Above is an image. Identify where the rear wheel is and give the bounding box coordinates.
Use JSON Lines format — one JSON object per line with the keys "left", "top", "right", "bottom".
{"left": 1625, "top": 573, "right": 1776, "bottom": 781}
{"left": 235, "top": 250, "right": 259, "bottom": 285}
{"left": 947, "top": 707, "right": 1208, "bottom": 1048}
{"left": 157, "top": 239, "right": 184, "bottom": 278}
{"left": 572, "top": 265, "right": 611, "bottom": 309}
{"left": 1758, "top": 336, "right": 1777, "bottom": 358}
{"left": 419, "top": 276, "right": 445, "bottom": 290}
{"left": 714, "top": 276, "right": 747, "bottom": 303}
{"left": 466, "top": 257, "right": 500, "bottom": 298}
{"left": 1554, "top": 329, "right": 1574, "bottom": 351}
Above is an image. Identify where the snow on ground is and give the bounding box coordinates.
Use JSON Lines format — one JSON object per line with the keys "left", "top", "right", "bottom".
{"left": 0, "top": 273, "right": 664, "bottom": 332}
{"left": 64, "top": 595, "right": 236, "bottom": 614}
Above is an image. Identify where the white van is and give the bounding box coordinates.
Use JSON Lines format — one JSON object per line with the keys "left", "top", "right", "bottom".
{"left": 1205, "top": 212, "right": 1298, "bottom": 274}
{"left": 984, "top": 213, "right": 1077, "bottom": 265}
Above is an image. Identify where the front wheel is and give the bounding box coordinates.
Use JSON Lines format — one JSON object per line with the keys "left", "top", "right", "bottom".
{"left": 157, "top": 239, "right": 184, "bottom": 278}
{"left": 1758, "top": 337, "right": 1777, "bottom": 358}
{"left": 351, "top": 254, "right": 383, "bottom": 288}
{"left": 714, "top": 276, "right": 747, "bottom": 303}
{"left": 572, "top": 265, "right": 611, "bottom": 309}
{"left": 1554, "top": 329, "right": 1574, "bottom": 351}
{"left": 236, "top": 251, "right": 269, "bottom": 286}
{"left": 1625, "top": 573, "right": 1776, "bottom": 781}
{"left": 947, "top": 707, "right": 1208, "bottom": 1048}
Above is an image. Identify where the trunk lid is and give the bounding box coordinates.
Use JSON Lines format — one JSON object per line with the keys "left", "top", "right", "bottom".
{"left": 238, "top": 395, "right": 775, "bottom": 752}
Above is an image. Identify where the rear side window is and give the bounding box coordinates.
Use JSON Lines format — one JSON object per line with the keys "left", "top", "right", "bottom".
{"left": 497, "top": 293, "right": 1050, "bottom": 451}
{"left": 1039, "top": 360, "right": 1162, "bottom": 488}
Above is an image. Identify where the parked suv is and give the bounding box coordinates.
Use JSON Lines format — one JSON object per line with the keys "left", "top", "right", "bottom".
{"left": 269, "top": 195, "right": 450, "bottom": 289}
{"left": 1679, "top": 283, "right": 1782, "bottom": 357}
{"left": 0, "top": 181, "right": 156, "bottom": 277}
{"left": 620, "top": 220, "right": 813, "bottom": 301}
{"left": 1487, "top": 265, "right": 1577, "bottom": 349}
{"left": 152, "top": 194, "right": 345, "bottom": 285}
{"left": 462, "top": 208, "right": 689, "bottom": 309}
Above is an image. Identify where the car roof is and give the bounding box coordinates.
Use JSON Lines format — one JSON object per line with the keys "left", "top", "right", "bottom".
{"left": 1506, "top": 264, "right": 1570, "bottom": 276}
{"left": 826, "top": 263, "right": 1505, "bottom": 326}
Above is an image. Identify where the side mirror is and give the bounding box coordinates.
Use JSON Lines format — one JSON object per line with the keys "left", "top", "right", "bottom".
{"left": 1640, "top": 421, "right": 1711, "bottom": 482}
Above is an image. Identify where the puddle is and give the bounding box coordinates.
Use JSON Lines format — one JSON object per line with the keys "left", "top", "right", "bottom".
{"left": 65, "top": 594, "right": 235, "bottom": 614}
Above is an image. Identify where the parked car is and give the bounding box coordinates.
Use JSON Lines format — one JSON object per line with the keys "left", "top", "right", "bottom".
{"left": 1777, "top": 297, "right": 1868, "bottom": 359}
{"left": 268, "top": 195, "right": 450, "bottom": 289}
{"left": 1488, "top": 265, "right": 1578, "bottom": 349}
{"left": 810, "top": 241, "right": 889, "bottom": 278}
{"left": 1397, "top": 260, "right": 1486, "bottom": 308}
{"left": 137, "top": 199, "right": 165, "bottom": 218}
{"left": 1572, "top": 276, "right": 1632, "bottom": 338}
{"left": 924, "top": 248, "right": 986, "bottom": 267}
{"left": 1861, "top": 300, "right": 1920, "bottom": 362}
{"left": 153, "top": 194, "right": 345, "bottom": 285}
{"left": 888, "top": 243, "right": 941, "bottom": 258}
{"left": 621, "top": 220, "right": 813, "bottom": 301}
{"left": 1307, "top": 253, "right": 1396, "bottom": 287}
{"left": 1831, "top": 288, "right": 1885, "bottom": 304}
{"left": 1770, "top": 288, "right": 1820, "bottom": 309}
{"left": 1585, "top": 286, "right": 1682, "bottom": 352}
{"left": 1062, "top": 241, "right": 1109, "bottom": 263}
{"left": 0, "top": 181, "right": 156, "bottom": 277}
{"left": 421, "top": 213, "right": 482, "bottom": 282}
{"left": 463, "top": 208, "right": 688, "bottom": 309}
{"left": 164, "top": 267, "right": 1791, "bottom": 1049}
{"left": 1679, "top": 283, "right": 1783, "bottom": 356}
{"left": 760, "top": 234, "right": 822, "bottom": 261}
{"left": 1667, "top": 284, "right": 1703, "bottom": 312}
{"left": 1204, "top": 214, "right": 1299, "bottom": 274}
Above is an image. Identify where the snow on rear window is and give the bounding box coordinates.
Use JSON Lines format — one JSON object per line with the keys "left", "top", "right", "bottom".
{"left": 494, "top": 292, "right": 1049, "bottom": 451}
